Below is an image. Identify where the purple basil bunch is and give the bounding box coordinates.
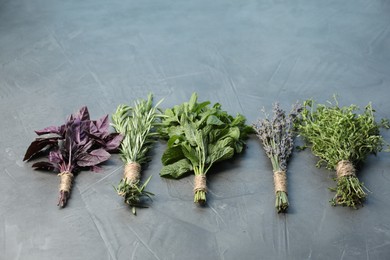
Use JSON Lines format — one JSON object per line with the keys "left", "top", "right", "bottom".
{"left": 24, "top": 107, "right": 123, "bottom": 207}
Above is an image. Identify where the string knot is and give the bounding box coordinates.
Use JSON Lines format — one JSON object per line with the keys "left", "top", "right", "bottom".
{"left": 124, "top": 162, "right": 141, "bottom": 184}
{"left": 273, "top": 170, "right": 287, "bottom": 194}
{"left": 336, "top": 160, "right": 356, "bottom": 178}
{"left": 58, "top": 171, "right": 73, "bottom": 192}
{"left": 193, "top": 174, "right": 207, "bottom": 193}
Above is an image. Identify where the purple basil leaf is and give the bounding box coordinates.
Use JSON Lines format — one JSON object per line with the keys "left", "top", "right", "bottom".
{"left": 89, "top": 120, "right": 99, "bottom": 135}
{"left": 85, "top": 132, "right": 107, "bottom": 147}
{"left": 78, "top": 140, "right": 94, "bottom": 154}
{"left": 96, "top": 115, "right": 109, "bottom": 133}
{"left": 32, "top": 161, "right": 58, "bottom": 171}
{"left": 74, "top": 106, "right": 90, "bottom": 121}
{"left": 58, "top": 124, "right": 66, "bottom": 136}
{"left": 80, "top": 120, "right": 92, "bottom": 145}
{"left": 49, "top": 150, "right": 63, "bottom": 164}
{"left": 76, "top": 148, "right": 110, "bottom": 167}
{"left": 24, "top": 138, "right": 59, "bottom": 161}
{"left": 71, "top": 119, "right": 82, "bottom": 144}
{"left": 35, "top": 126, "right": 61, "bottom": 135}
{"left": 36, "top": 133, "right": 63, "bottom": 140}
{"left": 104, "top": 133, "right": 123, "bottom": 152}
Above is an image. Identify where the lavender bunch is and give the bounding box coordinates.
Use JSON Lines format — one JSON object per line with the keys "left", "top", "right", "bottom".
{"left": 254, "top": 103, "right": 302, "bottom": 213}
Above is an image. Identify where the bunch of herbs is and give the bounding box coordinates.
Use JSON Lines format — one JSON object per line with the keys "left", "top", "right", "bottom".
{"left": 253, "top": 102, "right": 302, "bottom": 213}
{"left": 24, "top": 107, "right": 123, "bottom": 207}
{"left": 296, "top": 97, "right": 386, "bottom": 208}
{"left": 159, "top": 93, "right": 253, "bottom": 204}
{"left": 111, "top": 94, "right": 162, "bottom": 214}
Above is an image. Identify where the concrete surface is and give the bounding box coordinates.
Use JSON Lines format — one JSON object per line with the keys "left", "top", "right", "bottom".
{"left": 1, "top": 0, "right": 390, "bottom": 259}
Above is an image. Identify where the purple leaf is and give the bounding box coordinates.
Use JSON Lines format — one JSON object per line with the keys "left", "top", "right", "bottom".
{"left": 32, "top": 161, "right": 58, "bottom": 171}
{"left": 58, "top": 124, "right": 66, "bottom": 136}
{"left": 76, "top": 148, "right": 111, "bottom": 167}
{"left": 89, "top": 120, "right": 99, "bottom": 135}
{"left": 23, "top": 138, "right": 59, "bottom": 161}
{"left": 78, "top": 140, "right": 94, "bottom": 154}
{"left": 74, "top": 106, "right": 90, "bottom": 121}
{"left": 96, "top": 115, "right": 109, "bottom": 133}
{"left": 35, "top": 126, "right": 61, "bottom": 135}
{"left": 49, "top": 150, "right": 63, "bottom": 164}
{"left": 104, "top": 133, "right": 123, "bottom": 152}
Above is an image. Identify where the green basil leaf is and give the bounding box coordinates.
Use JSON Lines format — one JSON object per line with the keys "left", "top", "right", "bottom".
{"left": 160, "top": 158, "right": 193, "bottom": 179}
{"left": 161, "top": 145, "right": 184, "bottom": 165}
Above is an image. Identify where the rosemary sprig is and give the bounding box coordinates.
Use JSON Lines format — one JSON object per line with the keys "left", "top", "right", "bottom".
{"left": 111, "top": 94, "right": 163, "bottom": 214}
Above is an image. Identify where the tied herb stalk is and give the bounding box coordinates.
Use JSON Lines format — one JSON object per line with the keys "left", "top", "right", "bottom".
{"left": 253, "top": 103, "right": 302, "bottom": 213}
{"left": 159, "top": 93, "right": 253, "bottom": 204}
{"left": 23, "top": 107, "right": 123, "bottom": 207}
{"left": 297, "top": 98, "right": 386, "bottom": 208}
{"left": 111, "top": 94, "right": 162, "bottom": 215}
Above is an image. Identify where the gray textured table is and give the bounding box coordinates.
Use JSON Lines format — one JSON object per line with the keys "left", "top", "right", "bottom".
{"left": 1, "top": 1, "right": 390, "bottom": 259}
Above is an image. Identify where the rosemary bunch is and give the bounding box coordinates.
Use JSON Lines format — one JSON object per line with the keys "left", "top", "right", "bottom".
{"left": 254, "top": 103, "right": 302, "bottom": 213}
{"left": 297, "top": 97, "right": 386, "bottom": 208}
{"left": 111, "top": 94, "right": 162, "bottom": 214}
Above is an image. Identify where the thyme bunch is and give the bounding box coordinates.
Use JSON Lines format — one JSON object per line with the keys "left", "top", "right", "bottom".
{"left": 254, "top": 103, "right": 302, "bottom": 213}
{"left": 297, "top": 97, "right": 386, "bottom": 208}
{"left": 111, "top": 94, "right": 163, "bottom": 214}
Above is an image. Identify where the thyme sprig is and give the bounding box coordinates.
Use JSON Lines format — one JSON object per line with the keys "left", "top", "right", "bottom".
{"left": 111, "top": 94, "right": 163, "bottom": 214}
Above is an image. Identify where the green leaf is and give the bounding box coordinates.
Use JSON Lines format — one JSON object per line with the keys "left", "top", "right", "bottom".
{"left": 226, "top": 126, "right": 240, "bottom": 140}
{"left": 173, "top": 105, "right": 184, "bottom": 117}
{"left": 208, "top": 137, "right": 235, "bottom": 163}
{"left": 231, "top": 114, "right": 246, "bottom": 126}
{"left": 164, "top": 108, "right": 175, "bottom": 118}
{"left": 181, "top": 143, "right": 199, "bottom": 167}
{"left": 195, "top": 101, "right": 211, "bottom": 113}
{"left": 210, "top": 146, "right": 234, "bottom": 164}
{"left": 184, "top": 122, "right": 197, "bottom": 146}
{"left": 168, "top": 125, "right": 184, "bottom": 137}
{"left": 206, "top": 115, "right": 224, "bottom": 125}
{"left": 167, "top": 135, "right": 182, "bottom": 147}
{"left": 161, "top": 145, "right": 184, "bottom": 165}
{"left": 160, "top": 158, "right": 193, "bottom": 179}
{"left": 188, "top": 93, "right": 198, "bottom": 111}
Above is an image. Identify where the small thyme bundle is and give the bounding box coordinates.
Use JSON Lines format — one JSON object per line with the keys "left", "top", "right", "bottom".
{"left": 297, "top": 98, "right": 386, "bottom": 208}
{"left": 254, "top": 103, "right": 302, "bottom": 213}
{"left": 111, "top": 94, "right": 162, "bottom": 215}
